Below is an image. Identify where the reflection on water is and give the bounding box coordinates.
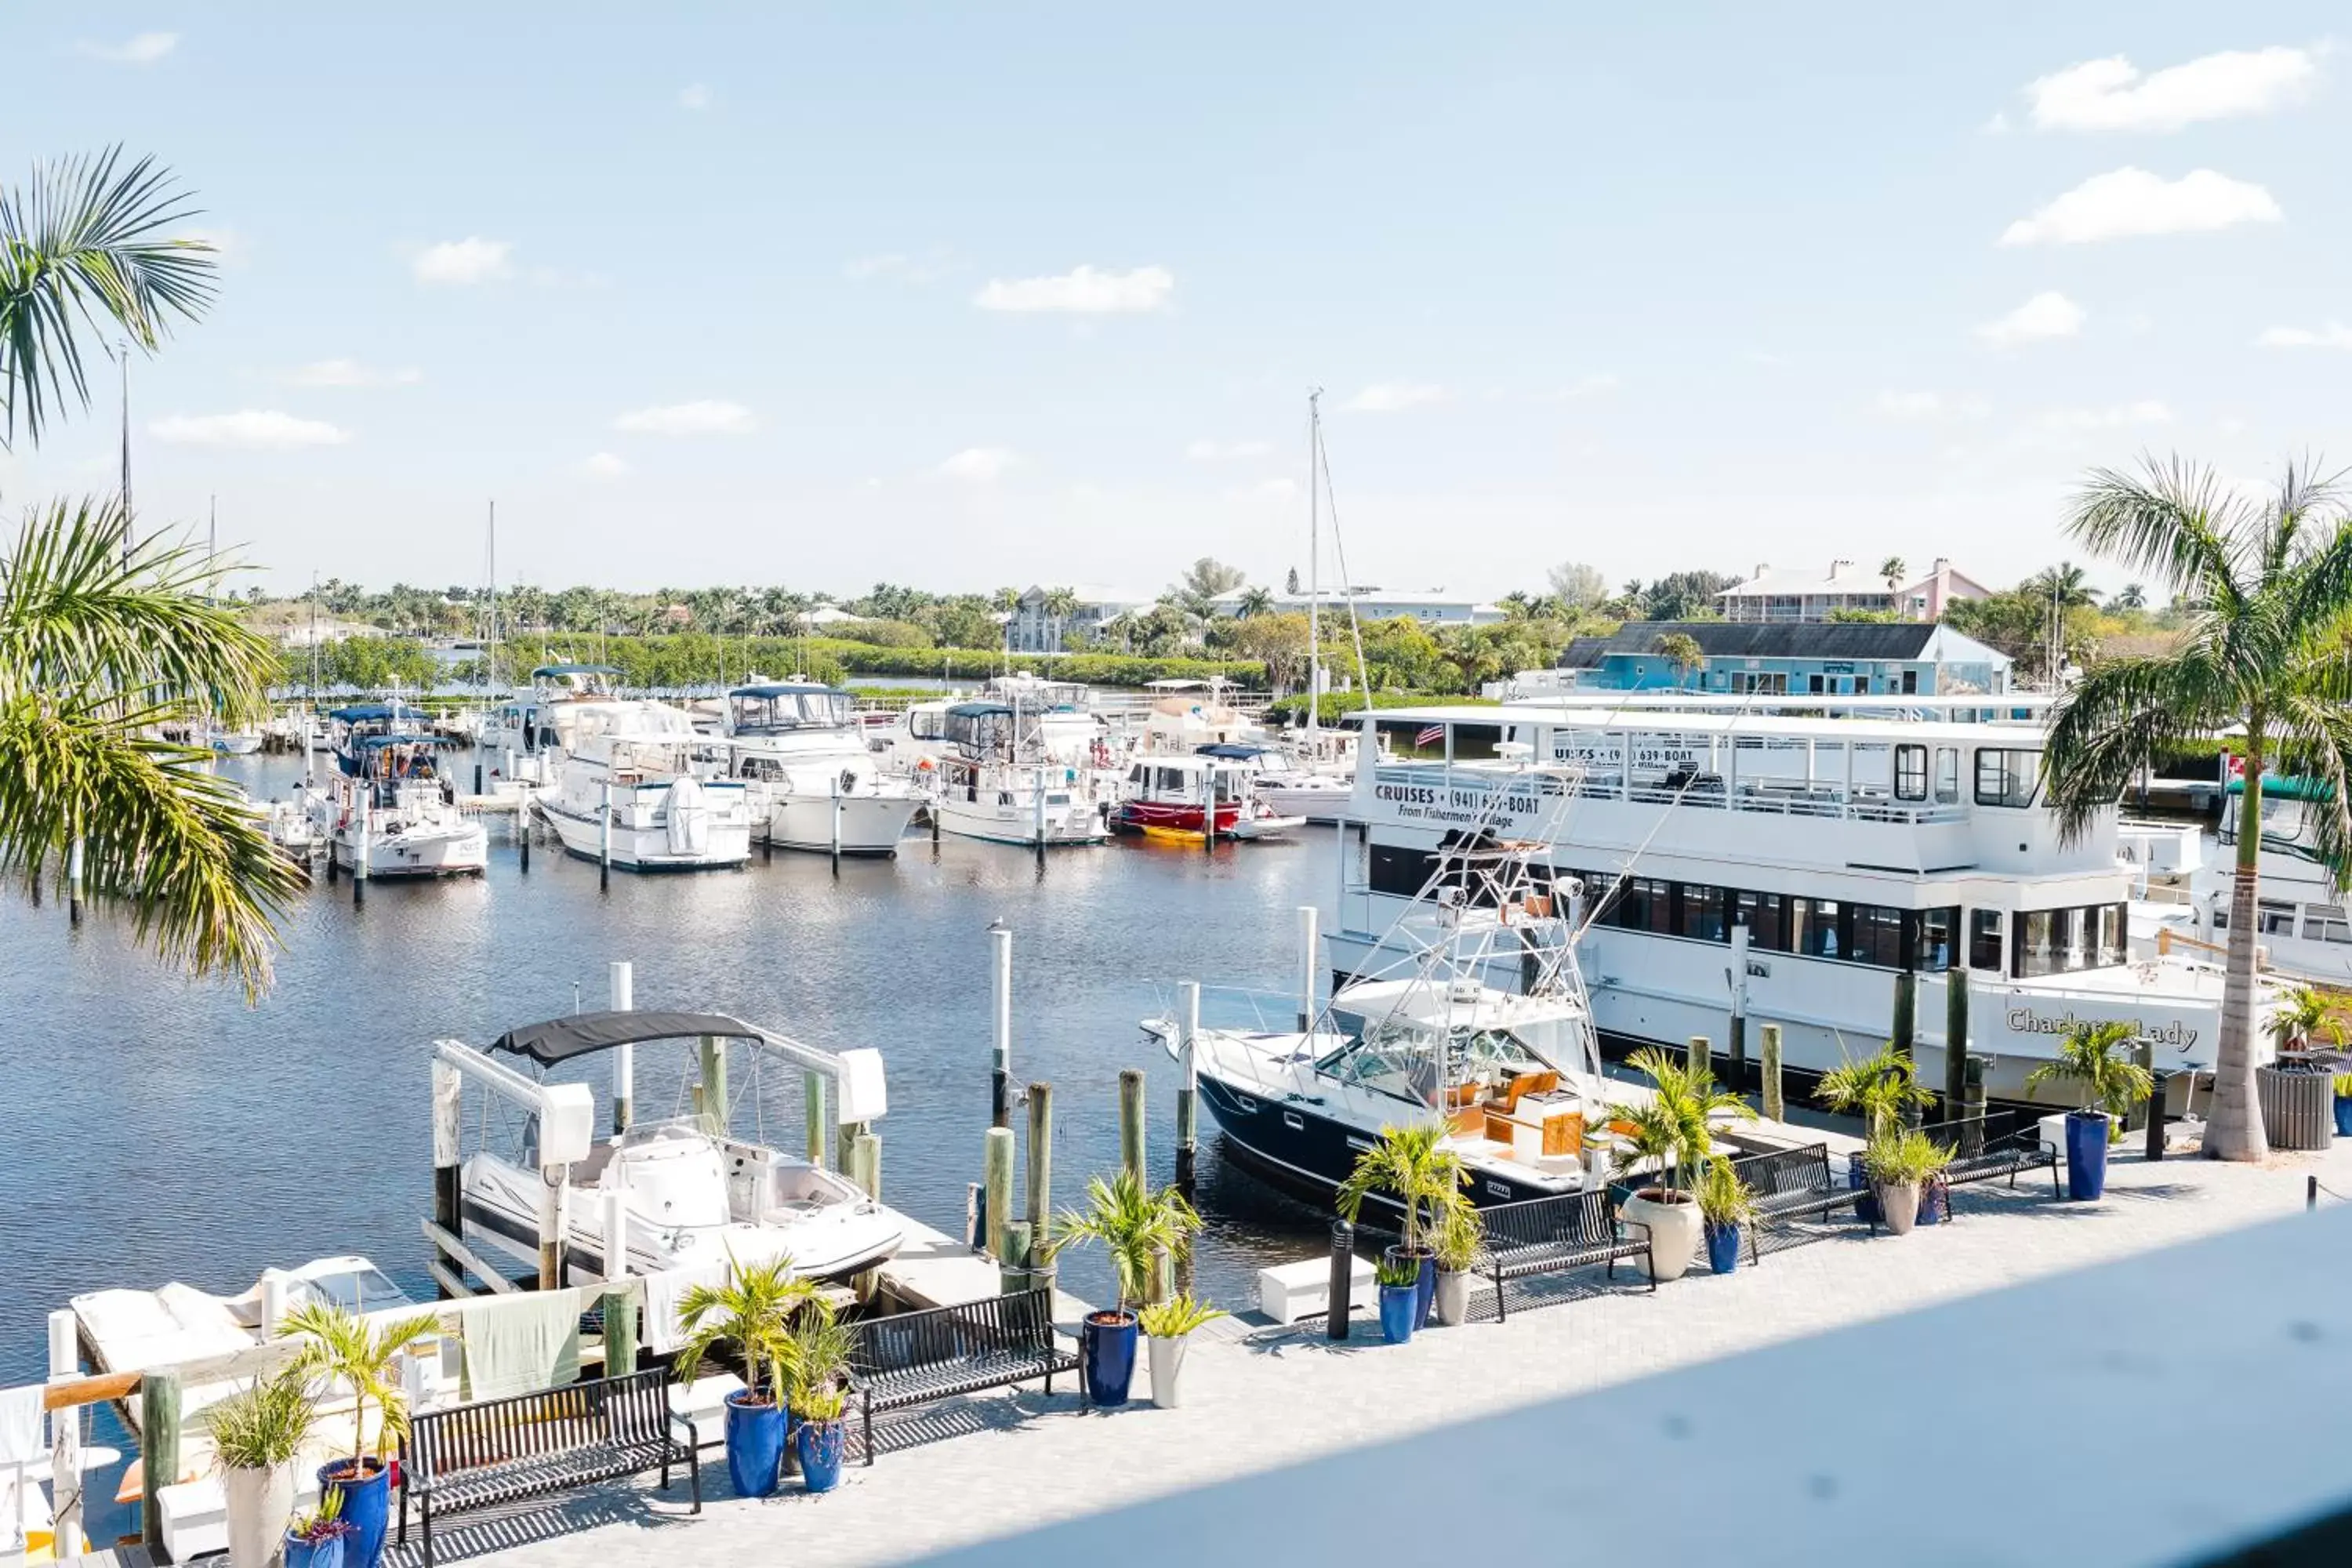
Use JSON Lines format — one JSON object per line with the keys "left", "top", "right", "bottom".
{"left": 0, "top": 754, "right": 1345, "bottom": 1384}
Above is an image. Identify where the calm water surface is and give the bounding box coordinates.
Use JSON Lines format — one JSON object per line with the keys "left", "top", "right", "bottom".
{"left": 0, "top": 753, "right": 1346, "bottom": 1386}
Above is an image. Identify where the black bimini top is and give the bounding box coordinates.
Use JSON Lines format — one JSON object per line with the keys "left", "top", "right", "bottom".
{"left": 489, "top": 1009, "right": 760, "bottom": 1065}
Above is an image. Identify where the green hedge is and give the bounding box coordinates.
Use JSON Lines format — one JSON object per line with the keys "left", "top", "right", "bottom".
{"left": 1265, "top": 691, "right": 1498, "bottom": 725}
{"left": 487, "top": 633, "right": 1267, "bottom": 691}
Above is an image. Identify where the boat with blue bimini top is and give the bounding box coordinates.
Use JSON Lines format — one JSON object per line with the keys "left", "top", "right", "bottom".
{"left": 305, "top": 702, "right": 488, "bottom": 878}
{"left": 1149, "top": 822, "right": 1640, "bottom": 1213}
{"left": 928, "top": 700, "right": 1112, "bottom": 847}
{"left": 724, "top": 682, "right": 924, "bottom": 855}
{"left": 535, "top": 699, "right": 753, "bottom": 870}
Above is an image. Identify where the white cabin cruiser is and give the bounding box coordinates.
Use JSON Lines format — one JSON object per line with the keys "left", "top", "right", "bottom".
{"left": 724, "top": 682, "right": 922, "bottom": 855}
{"left": 929, "top": 701, "right": 1111, "bottom": 847}
{"left": 481, "top": 663, "right": 624, "bottom": 792}
{"left": 1189, "top": 742, "right": 1348, "bottom": 825}
{"left": 442, "top": 1008, "right": 905, "bottom": 1285}
{"left": 308, "top": 704, "right": 488, "bottom": 877}
{"left": 535, "top": 702, "right": 753, "bottom": 870}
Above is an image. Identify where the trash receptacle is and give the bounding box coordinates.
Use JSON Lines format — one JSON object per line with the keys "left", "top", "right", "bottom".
{"left": 2257, "top": 1058, "right": 2335, "bottom": 1150}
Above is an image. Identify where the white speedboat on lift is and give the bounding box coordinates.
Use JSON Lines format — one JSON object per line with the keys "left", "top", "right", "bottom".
{"left": 724, "top": 682, "right": 923, "bottom": 855}
{"left": 308, "top": 703, "right": 488, "bottom": 877}
{"left": 1150, "top": 834, "right": 1627, "bottom": 1213}
{"left": 207, "top": 727, "right": 264, "bottom": 757}
{"left": 440, "top": 1007, "right": 905, "bottom": 1284}
{"left": 535, "top": 704, "right": 753, "bottom": 870}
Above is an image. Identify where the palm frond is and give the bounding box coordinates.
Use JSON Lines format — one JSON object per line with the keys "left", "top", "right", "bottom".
{"left": 2063, "top": 456, "right": 2247, "bottom": 615}
{"left": 0, "top": 147, "right": 217, "bottom": 448}
{"left": 2041, "top": 648, "right": 2239, "bottom": 845}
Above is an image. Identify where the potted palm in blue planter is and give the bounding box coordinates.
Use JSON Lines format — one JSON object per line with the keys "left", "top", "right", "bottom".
{"left": 783, "top": 1300, "right": 857, "bottom": 1494}
{"left": 2025, "top": 1020, "right": 2154, "bottom": 1201}
{"left": 674, "top": 1258, "right": 822, "bottom": 1499}
{"left": 1046, "top": 1170, "right": 1202, "bottom": 1406}
{"left": 1336, "top": 1122, "right": 1468, "bottom": 1328}
{"left": 277, "top": 1302, "right": 438, "bottom": 1568}
{"left": 284, "top": 1490, "right": 354, "bottom": 1568}
{"left": 1815, "top": 1044, "right": 1935, "bottom": 1225}
{"left": 1694, "top": 1156, "right": 1756, "bottom": 1274}
{"left": 1374, "top": 1251, "right": 1422, "bottom": 1343}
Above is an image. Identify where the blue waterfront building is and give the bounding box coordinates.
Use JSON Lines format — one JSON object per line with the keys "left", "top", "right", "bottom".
{"left": 1554, "top": 620, "right": 2013, "bottom": 697}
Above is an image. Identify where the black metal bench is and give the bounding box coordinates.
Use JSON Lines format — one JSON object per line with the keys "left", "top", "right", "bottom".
{"left": 1730, "top": 1142, "right": 1861, "bottom": 1262}
{"left": 1918, "top": 1110, "right": 2062, "bottom": 1210}
{"left": 398, "top": 1367, "right": 697, "bottom": 1568}
{"left": 847, "top": 1287, "right": 1080, "bottom": 1465}
{"left": 1478, "top": 1189, "right": 1653, "bottom": 1320}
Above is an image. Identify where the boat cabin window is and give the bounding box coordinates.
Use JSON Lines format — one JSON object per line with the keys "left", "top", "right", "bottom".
{"left": 1733, "top": 891, "right": 1786, "bottom": 949}
{"left": 1894, "top": 744, "right": 1927, "bottom": 802}
{"left": 1793, "top": 897, "right": 1841, "bottom": 958}
{"left": 1918, "top": 907, "right": 1958, "bottom": 971}
{"left": 1970, "top": 909, "right": 2004, "bottom": 971}
{"left": 1680, "top": 884, "right": 1726, "bottom": 942}
{"left": 732, "top": 689, "right": 852, "bottom": 733}
{"left": 1451, "top": 724, "right": 1504, "bottom": 762}
{"left": 1934, "top": 747, "right": 1961, "bottom": 804}
{"left": 1127, "top": 764, "right": 1149, "bottom": 786}
{"left": 2013, "top": 902, "right": 2128, "bottom": 977}
{"left": 1849, "top": 904, "right": 1904, "bottom": 967}
{"left": 1973, "top": 747, "right": 2041, "bottom": 808}
{"left": 1316, "top": 1025, "right": 1439, "bottom": 1107}
{"left": 910, "top": 708, "right": 946, "bottom": 741}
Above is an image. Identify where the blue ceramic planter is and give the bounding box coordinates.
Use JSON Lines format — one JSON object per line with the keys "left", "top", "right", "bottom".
{"left": 285, "top": 1531, "right": 347, "bottom": 1568}
{"left": 1704, "top": 1221, "right": 1740, "bottom": 1274}
{"left": 316, "top": 1461, "right": 388, "bottom": 1568}
{"left": 1846, "top": 1160, "right": 1881, "bottom": 1225}
{"left": 1082, "top": 1312, "right": 1139, "bottom": 1406}
{"left": 2064, "top": 1110, "right": 2110, "bottom": 1200}
{"left": 795, "top": 1417, "right": 847, "bottom": 1494}
{"left": 1387, "top": 1247, "right": 1437, "bottom": 1329}
{"left": 2335, "top": 1094, "right": 2352, "bottom": 1138}
{"left": 724, "top": 1392, "right": 787, "bottom": 1498}
{"left": 1377, "top": 1283, "right": 1418, "bottom": 1343}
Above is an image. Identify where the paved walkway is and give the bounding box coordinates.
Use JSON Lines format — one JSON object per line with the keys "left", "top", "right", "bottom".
{"left": 394, "top": 1137, "right": 2352, "bottom": 1568}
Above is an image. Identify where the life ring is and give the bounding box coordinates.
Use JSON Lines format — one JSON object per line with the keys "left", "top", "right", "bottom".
{"left": 916, "top": 757, "right": 935, "bottom": 772}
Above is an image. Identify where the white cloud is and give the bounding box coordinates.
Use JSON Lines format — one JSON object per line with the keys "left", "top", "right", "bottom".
{"left": 1974, "top": 290, "right": 2087, "bottom": 345}
{"left": 1185, "top": 439, "right": 1272, "bottom": 462}
{"left": 973, "top": 264, "right": 1174, "bottom": 314}
{"left": 412, "top": 238, "right": 515, "bottom": 285}
{"left": 2024, "top": 47, "right": 2319, "bottom": 133}
{"left": 1999, "top": 167, "right": 2281, "bottom": 245}
{"left": 284, "top": 358, "right": 423, "bottom": 388}
{"left": 80, "top": 32, "right": 177, "bottom": 64}
{"left": 150, "top": 410, "right": 350, "bottom": 448}
{"left": 939, "top": 447, "right": 1018, "bottom": 481}
{"left": 2038, "top": 401, "right": 2174, "bottom": 432}
{"left": 2256, "top": 322, "right": 2352, "bottom": 350}
{"left": 583, "top": 452, "right": 630, "bottom": 478}
{"left": 1876, "top": 390, "right": 1991, "bottom": 422}
{"left": 1343, "top": 383, "right": 1448, "bottom": 413}
{"left": 610, "top": 400, "right": 755, "bottom": 435}
{"left": 679, "top": 83, "right": 713, "bottom": 111}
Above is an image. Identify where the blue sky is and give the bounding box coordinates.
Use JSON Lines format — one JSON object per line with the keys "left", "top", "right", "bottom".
{"left": 3, "top": 4, "right": 2347, "bottom": 601}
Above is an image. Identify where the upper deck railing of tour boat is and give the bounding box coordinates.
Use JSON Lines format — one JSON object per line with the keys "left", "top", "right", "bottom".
{"left": 1367, "top": 758, "right": 1973, "bottom": 828}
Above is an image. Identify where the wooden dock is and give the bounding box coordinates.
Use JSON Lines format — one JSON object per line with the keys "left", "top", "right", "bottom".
{"left": 872, "top": 1217, "right": 1091, "bottom": 1321}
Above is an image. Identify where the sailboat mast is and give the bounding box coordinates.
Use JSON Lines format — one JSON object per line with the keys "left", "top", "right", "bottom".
{"left": 207, "top": 495, "right": 216, "bottom": 603}
{"left": 1305, "top": 389, "right": 1322, "bottom": 745}
{"left": 487, "top": 500, "right": 500, "bottom": 700}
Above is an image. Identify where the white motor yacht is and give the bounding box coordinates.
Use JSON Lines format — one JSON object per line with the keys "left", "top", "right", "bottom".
{"left": 309, "top": 703, "right": 488, "bottom": 878}
{"left": 930, "top": 700, "right": 1111, "bottom": 846}
{"left": 442, "top": 1007, "right": 906, "bottom": 1285}
{"left": 481, "top": 663, "right": 624, "bottom": 792}
{"left": 724, "top": 682, "right": 923, "bottom": 855}
{"left": 535, "top": 702, "right": 753, "bottom": 870}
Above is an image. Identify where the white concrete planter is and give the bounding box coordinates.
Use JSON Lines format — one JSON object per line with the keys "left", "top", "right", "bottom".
{"left": 1147, "top": 1334, "right": 1189, "bottom": 1407}
{"left": 223, "top": 1464, "right": 295, "bottom": 1568}
{"left": 1433, "top": 1268, "right": 1473, "bottom": 1327}
{"left": 1876, "top": 1181, "right": 1922, "bottom": 1236}
{"left": 1621, "top": 1190, "right": 1700, "bottom": 1283}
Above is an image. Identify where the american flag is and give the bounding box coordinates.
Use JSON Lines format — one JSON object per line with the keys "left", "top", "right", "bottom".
{"left": 1415, "top": 724, "right": 1446, "bottom": 747}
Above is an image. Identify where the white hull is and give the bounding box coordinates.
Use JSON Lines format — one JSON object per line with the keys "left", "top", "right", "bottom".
{"left": 538, "top": 795, "right": 751, "bottom": 869}
{"left": 1258, "top": 782, "right": 1352, "bottom": 822}
{"left": 760, "top": 790, "right": 921, "bottom": 855}
{"left": 210, "top": 733, "right": 264, "bottom": 756}
{"left": 330, "top": 822, "right": 488, "bottom": 877}
{"left": 931, "top": 789, "right": 1109, "bottom": 846}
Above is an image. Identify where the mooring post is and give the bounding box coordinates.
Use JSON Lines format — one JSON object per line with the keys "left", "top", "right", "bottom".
{"left": 1033, "top": 766, "right": 1048, "bottom": 864}
{"left": 2146, "top": 1069, "right": 2169, "bottom": 1162}
{"left": 1945, "top": 965, "right": 1970, "bottom": 1119}
{"left": 47, "top": 1308, "right": 85, "bottom": 1560}
{"left": 1296, "top": 906, "right": 1319, "bottom": 1029}
{"left": 852, "top": 1129, "right": 881, "bottom": 1200}
{"left": 1892, "top": 971, "right": 1918, "bottom": 1126}
{"left": 609, "top": 960, "right": 634, "bottom": 1133}
{"left": 141, "top": 1368, "right": 182, "bottom": 1558}
{"left": 604, "top": 1279, "right": 639, "bottom": 1377}
{"left": 2126, "top": 1040, "right": 2155, "bottom": 1135}
{"left": 989, "top": 920, "right": 1012, "bottom": 1130}
{"left": 1175, "top": 982, "right": 1201, "bottom": 1195}
{"left": 1686, "top": 1033, "right": 1709, "bottom": 1083}
{"left": 326, "top": 823, "right": 339, "bottom": 883}
{"left": 430, "top": 1058, "right": 463, "bottom": 1248}
{"left": 1962, "top": 1054, "right": 1987, "bottom": 1155}
{"left": 1760, "top": 1022, "right": 1784, "bottom": 1123}
{"left": 598, "top": 780, "right": 612, "bottom": 891}
{"left": 601, "top": 1187, "right": 630, "bottom": 1285}
{"left": 838, "top": 1118, "right": 866, "bottom": 1176}
{"left": 474, "top": 760, "right": 484, "bottom": 796}
{"left": 804, "top": 1072, "right": 828, "bottom": 1168}
{"left": 66, "top": 836, "right": 83, "bottom": 927}
{"left": 538, "top": 1161, "right": 571, "bottom": 1290}
{"left": 1728, "top": 924, "right": 1751, "bottom": 1091}
{"left": 1203, "top": 772, "right": 1216, "bottom": 853}
{"left": 698, "top": 1036, "right": 727, "bottom": 1138}
{"left": 518, "top": 803, "right": 531, "bottom": 871}
{"left": 353, "top": 804, "right": 370, "bottom": 906}
{"left": 1327, "top": 1221, "right": 1354, "bottom": 1341}
{"left": 1000, "top": 1218, "right": 1033, "bottom": 1295}
{"left": 831, "top": 773, "right": 844, "bottom": 873}
{"left": 1120, "top": 1067, "right": 1146, "bottom": 1184}
{"left": 2310, "top": 1174, "right": 2321, "bottom": 1212}
{"left": 983, "top": 1126, "right": 1015, "bottom": 1261}
{"left": 1025, "top": 1081, "right": 1054, "bottom": 1261}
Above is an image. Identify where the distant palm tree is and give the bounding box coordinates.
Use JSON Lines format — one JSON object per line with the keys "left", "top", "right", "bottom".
{"left": 1041, "top": 586, "right": 1081, "bottom": 648}
{"left": 1879, "top": 556, "right": 1907, "bottom": 592}
{"left": 2107, "top": 582, "right": 2147, "bottom": 612}
{"left": 1652, "top": 631, "right": 1705, "bottom": 690}
{"left": 1235, "top": 585, "right": 1274, "bottom": 619}
{"left": 2025, "top": 561, "right": 2096, "bottom": 609}
{"left": 2042, "top": 456, "right": 2352, "bottom": 1161}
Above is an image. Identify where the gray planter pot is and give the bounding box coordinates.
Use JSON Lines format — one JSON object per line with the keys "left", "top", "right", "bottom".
{"left": 1875, "top": 1181, "right": 1921, "bottom": 1236}
{"left": 1433, "top": 1268, "right": 1472, "bottom": 1326}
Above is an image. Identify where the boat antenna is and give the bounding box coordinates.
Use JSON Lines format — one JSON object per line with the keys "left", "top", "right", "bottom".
{"left": 486, "top": 499, "right": 500, "bottom": 705}
{"left": 1305, "top": 388, "right": 1321, "bottom": 747}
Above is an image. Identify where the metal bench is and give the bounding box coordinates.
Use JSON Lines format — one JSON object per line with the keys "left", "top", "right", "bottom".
{"left": 847, "top": 1287, "right": 1080, "bottom": 1465}
{"left": 1918, "top": 1110, "right": 2062, "bottom": 1210}
{"left": 1478, "top": 1189, "right": 1653, "bottom": 1320}
{"left": 399, "top": 1367, "right": 697, "bottom": 1568}
{"left": 1729, "top": 1142, "right": 1861, "bottom": 1262}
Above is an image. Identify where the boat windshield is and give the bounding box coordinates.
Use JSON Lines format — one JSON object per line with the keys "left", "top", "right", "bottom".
{"left": 732, "top": 689, "right": 854, "bottom": 734}
{"left": 1314, "top": 1020, "right": 1555, "bottom": 1108}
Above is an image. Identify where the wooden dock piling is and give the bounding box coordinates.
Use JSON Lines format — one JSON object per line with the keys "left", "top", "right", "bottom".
{"left": 804, "top": 1072, "right": 828, "bottom": 1167}
{"left": 609, "top": 960, "right": 634, "bottom": 1132}
{"left": 1892, "top": 972, "right": 1918, "bottom": 1126}
{"left": 982, "top": 1126, "right": 1015, "bottom": 1261}
{"left": 1686, "top": 1034, "right": 1709, "bottom": 1083}
{"left": 1025, "top": 1082, "right": 1053, "bottom": 1256}
{"left": 989, "top": 922, "right": 1012, "bottom": 1130}
{"left": 1119, "top": 1068, "right": 1146, "bottom": 1183}
{"left": 67, "top": 837, "right": 83, "bottom": 927}
{"left": 1944, "top": 967, "right": 1969, "bottom": 1118}
{"left": 1175, "top": 982, "right": 1200, "bottom": 1194}
{"left": 851, "top": 1129, "right": 882, "bottom": 1199}
{"left": 604, "top": 1281, "right": 639, "bottom": 1377}
{"left": 1729, "top": 925, "right": 1751, "bottom": 1089}
{"left": 1761, "top": 1022, "right": 1784, "bottom": 1123}
{"left": 698, "top": 1036, "right": 727, "bottom": 1138}
{"left": 140, "top": 1370, "right": 180, "bottom": 1558}
{"left": 598, "top": 781, "right": 612, "bottom": 891}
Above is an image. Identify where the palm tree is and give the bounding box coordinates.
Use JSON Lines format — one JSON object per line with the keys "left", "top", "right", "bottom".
{"left": 2042, "top": 456, "right": 2352, "bottom": 1160}
{"left": 1879, "top": 556, "right": 1907, "bottom": 593}
{"left": 1045, "top": 1171, "right": 1201, "bottom": 1312}
{"left": 2024, "top": 1019, "right": 2158, "bottom": 1123}
{"left": 2025, "top": 561, "right": 2097, "bottom": 609}
{"left": 1815, "top": 1041, "right": 1936, "bottom": 1137}
{"left": 2, "top": 499, "right": 302, "bottom": 995}
{"left": 1599, "top": 1047, "right": 1755, "bottom": 1196}
{"left": 2, "top": 147, "right": 216, "bottom": 448}
{"left": 1235, "top": 585, "right": 1275, "bottom": 619}
{"left": 1651, "top": 631, "right": 1705, "bottom": 691}
{"left": 2108, "top": 582, "right": 2147, "bottom": 612}
{"left": 1040, "top": 586, "right": 1081, "bottom": 648}
{"left": 2268, "top": 984, "right": 2344, "bottom": 1053}
{"left": 277, "top": 1302, "right": 440, "bottom": 1474}
{"left": 1334, "top": 1121, "right": 1466, "bottom": 1254}
{"left": 673, "top": 1257, "right": 822, "bottom": 1403}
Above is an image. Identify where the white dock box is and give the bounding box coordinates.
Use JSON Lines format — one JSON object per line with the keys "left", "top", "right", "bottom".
{"left": 1258, "top": 1256, "right": 1376, "bottom": 1326}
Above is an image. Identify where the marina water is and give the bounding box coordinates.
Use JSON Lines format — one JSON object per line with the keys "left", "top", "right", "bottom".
{"left": 0, "top": 752, "right": 1341, "bottom": 1388}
